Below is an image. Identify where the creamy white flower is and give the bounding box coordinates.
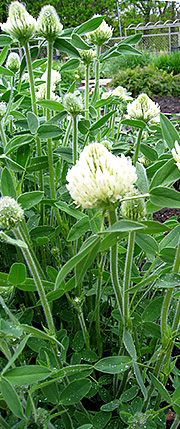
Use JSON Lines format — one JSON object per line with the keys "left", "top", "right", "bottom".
{"left": 6, "top": 52, "right": 20, "bottom": 73}
{"left": 0, "top": 196, "right": 24, "bottom": 230}
{"left": 101, "top": 90, "right": 112, "bottom": 100}
{"left": 36, "top": 5, "right": 63, "bottom": 42}
{"left": 113, "top": 86, "right": 132, "bottom": 101}
{"left": 36, "top": 83, "right": 56, "bottom": 100}
{"left": 127, "top": 93, "right": 160, "bottom": 123}
{"left": 0, "top": 102, "right": 7, "bottom": 120}
{"left": 42, "top": 69, "right": 61, "bottom": 86}
{"left": 22, "top": 72, "right": 29, "bottom": 83}
{"left": 87, "top": 16, "right": 113, "bottom": 46}
{"left": 172, "top": 140, "right": 180, "bottom": 170}
{"left": 66, "top": 143, "right": 137, "bottom": 209}
{"left": 64, "top": 93, "right": 83, "bottom": 117}
{"left": 1, "top": 1, "right": 36, "bottom": 45}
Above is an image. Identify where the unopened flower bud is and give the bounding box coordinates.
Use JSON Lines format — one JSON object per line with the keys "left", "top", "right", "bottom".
{"left": 64, "top": 93, "right": 83, "bottom": 117}
{"left": 0, "top": 196, "right": 24, "bottom": 230}
{"left": 79, "top": 49, "right": 95, "bottom": 65}
{"left": 6, "top": 52, "right": 20, "bottom": 73}
{"left": 36, "top": 5, "right": 63, "bottom": 42}
{"left": 87, "top": 16, "right": 113, "bottom": 46}
{"left": 121, "top": 190, "right": 146, "bottom": 221}
{"left": 172, "top": 140, "right": 180, "bottom": 170}
{"left": 1, "top": 1, "right": 36, "bottom": 45}
{"left": 113, "top": 86, "right": 132, "bottom": 101}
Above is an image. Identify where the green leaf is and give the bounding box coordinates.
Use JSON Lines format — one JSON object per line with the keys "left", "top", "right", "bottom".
{"left": 55, "top": 235, "right": 100, "bottom": 288}
{"left": 1, "top": 167, "right": 17, "bottom": 198}
{"left": 21, "top": 324, "right": 63, "bottom": 348}
{"left": 0, "top": 231, "right": 28, "bottom": 249}
{"left": 150, "top": 158, "right": 180, "bottom": 189}
{"left": 0, "top": 35, "right": 12, "bottom": 46}
{"left": 72, "top": 33, "right": 91, "bottom": 50}
{"left": 55, "top": 201, "right": 85, "bottom": 219}
{"left": 37, "top": 100, "right": 64, "bottom": 111}
{"left": 0, "top": 378, "right": 26, "bottom": 420}
{"left": 98, "top": 220, "right": 146, "bottom": 234}
{"left": 76, "top": 236, "right": 101, "bottom": 284}
{"left": 135, "top": 233, "right": 158, "bottom": 255}
{"left": 100, "top": 400, "right": 120, "bottom": 412}
{"left": 133, "top": 362, "right": 147, "bottom": 399}
{"left": 136, "top": 162, "right": 149, "bottom": 194}
{"left": 121, "top": 118, "right": 146, "bottom": 129}
{"left": 123, "top": 331, "right": 137, "bottom": 361}
{"left": 159, "top": 224, "right": 180, "bottom": 251}
{"left": 120, "top": 33, "right": 142, "bottom": 45}
{"left": 117, "top": 44, "right": 141, "bottom": 55}
{"left": 142, "top": 297, "right": 163, "bottom": 322}
{"left": 60, "top": 379, "right": 91, "bottom": 405}
{"left": 4, "top": 365, "right": 52, "bottom": 386}
{"left": 173, "top": 384, "right": 180, "bottom": 405}
{"left": 37, "top": 124, "right": 61, "bottom": 139}
{"left": 67, "top": 217, "right": 90, "bottom": 241}
{"left": 53, "top": 364, "right": 93, "bottom": 380}
{"left": 94, "top": 356, "right": 132, "bottom": 374}
{"left": 143, "top": 322, "right": 161, "bottom": 339}
{"left": 156, "top": 273, "right": 180, "bottom": 289}
{"left": 5, "top": 134, "right": 34, "bottom": 156}
{"left": 150, "top": 373, "right": 172, "bottom": 403}
{"left": 27, "top": 112, "right": 38, "bottom": 134}
{"left": 78, "top": 119, "right": 90, "bottom": 134}
{"left": 1, "top": 154, "right": 25, "bottom": 172}
{"left": 134, "top": 220, "right": 170, "bottom": 235}
{"left": 72, "top": 331, "right": 85, "bottom": 352}
{"left": 159, "top": 247, "right": 176, "bottom": 264}
{"left": 27, "top": 155, "right": 48, "bottom": 173}
{"left": 0, "top": 66, "right": 14, "bottom": 76}
{"left": 0, "top": 46, "right": 9, "bottom": 66}
{"left": 160, "top": 112, "right": 180, "bottom": 149}
{"left": 74, "top": 16, "right": 104, "bottom": 36}
{"left": 140, "top": 143, "right": 158, "bottom": 162}
{"left": 90, "top": 110, "right": 116, "bottom": 132}
{"left": 61, "top": 58, "right": 80, "bottom": 71}
{"left": 150, "top": 187, "right": 180, "bottom": 208}
{"left": 8, "top": 263, "right": 26, "bottom": 285}
{"left": 99, "top": 232, "right": 127, "bottom": 251}
{"left": 120, "top": 386, "right": 139, "bottom": 403}
{"left": 2, "top": 336, "right": 30, "bottom": 375}
{"left": 17, "top": 191, "right": 43, "bottom": 209}
{"left": 54, "top": 37, "right": 80, "bottom": 58}
{"left": 92, "top": 411, "right": 112, "bottom": 428}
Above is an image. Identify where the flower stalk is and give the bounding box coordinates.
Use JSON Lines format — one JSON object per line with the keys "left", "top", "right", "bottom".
{"left": 108, "top": 208, "right": 123, "bottom": 315}
{"left": 123, "top": 231, "right": 135, "bottom": 329}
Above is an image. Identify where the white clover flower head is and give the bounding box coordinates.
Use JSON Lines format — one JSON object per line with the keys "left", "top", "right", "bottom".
{"left": 66, "top": 143, "right": 137, "bottom": 209}
{"left": 1, "top": 1, "right": 36, "bottom": 45}
{"left": 36, "top": 5, "right": 63, "bottom": 42}
{"left": 0, "top": 196, "right": 24, "bottom": 230}
{"left": 86, "top": 16, "right": 113, "bottom": 46}
{"left": 36, "top": 83, "right": 56, "bottom": 101}
{"left": 101, "top": 90, "right": 112, "bottom": 100}
{"left": 121, "top": 189, "right": 146, "bottom": 221}
{"left": 64, "top": 93, "right": 83, "bottom": 117}
{"left": 42, "top": 69, "right": 61, "bottom": 87}
{"left": 113, "top": 86, "right": 132, "bottom": 101}
{"left": 172, "top": 140, "right": 180, "bottom": 170}
{"left": 127, "top": 93, "right": 160, "bottom": 123}
{"left": 0, "top": 102, "right": 7, "bottom": 120}
{"left": 22, "top": 72, "right": 29, "bottom": 83}
{"left": 79, "top": 49, "right": 95, "bottom": 65}
{"left": 6, "top": 52, "right": 20, "bottom": 73}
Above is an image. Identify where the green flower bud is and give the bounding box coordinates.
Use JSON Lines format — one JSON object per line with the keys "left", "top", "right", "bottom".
{"left": 87, "top": 16, "right": 113, "bottom": 46}
{"left": 0, "top": 196, "right": 24, "bottom": 230}
{"left": 0, "top": 102, "right": 6, "bottom": 120}
{"left": 79, "top": 49, "right": 95, "bottom": 65}
{"left": 6, "top": 52, "right": 20, "bottom": 73}
{"left": 64, "top": 93, "right": 83, "bottom": 117}
{"left": 36, "top": 5, "right": 63, "bottom": 42}
{"left": 121, "top": 190, "right": 146, "bottom": 221}
{"left": 1, "top": 1, "right": 36, "bottom": 45}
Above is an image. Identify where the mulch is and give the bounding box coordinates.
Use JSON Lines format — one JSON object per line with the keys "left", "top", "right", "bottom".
{"left": 152, "top": 96, "right": 180, "bottom": 115}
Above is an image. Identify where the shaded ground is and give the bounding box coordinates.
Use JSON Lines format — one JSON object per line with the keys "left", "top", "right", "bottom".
{"left": 152, "top": 96, "right": 180, "bottom": 114}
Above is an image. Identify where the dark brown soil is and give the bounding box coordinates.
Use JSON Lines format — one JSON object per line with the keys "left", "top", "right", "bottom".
{"left": 152, "top": 96, "right": 180, "bottom": 114}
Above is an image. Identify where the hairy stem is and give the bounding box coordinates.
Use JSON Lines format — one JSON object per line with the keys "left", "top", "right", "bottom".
{"left": 108, "top": 208, "right": 122, "bottom": 315}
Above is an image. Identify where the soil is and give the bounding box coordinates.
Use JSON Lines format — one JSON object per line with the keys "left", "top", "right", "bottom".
{"left": 152, "top": 96, "right": 180, "bottom": 115}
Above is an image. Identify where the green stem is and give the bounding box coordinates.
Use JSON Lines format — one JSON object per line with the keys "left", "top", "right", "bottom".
{"left": 123, "top": 231, "right": 135, "bottom": 329}
{"left": 4, "top": 75, "right": 15, "bottom": 123}
{"left": 170, "top": 415, "right": 180, "bottom": 429}
{"left": 14, "top": 227, "right": 55, "bottom": 336}
{"left": 63, "top": 117, "right": 72, "bottom": 147}
{"left": 0, "top": 296, "right": 20, "bottom": 325}
{"left": 73, "top": 300, "right": 90, "bottom": 349}
{"left": 0, "top": 120, "right": 7, "bottom": 148}
{"left": 142, "top": 352, "right": 164, "bottom": 411}
{"left": 85, "top": 64, "right": 90, "bottom": 121}
{"left": 46, "top": 41, "right": 56, "bottom": 201}
{"left": 72, "top": 115, "right": 78, "bottom": 164}
{"left": 95, "top": 254, "right": 106, "bottom": 357}
{"left": 134, "top": 128, "right": 143, "bottom": 166}
{"left": 108, "top": 208, "right": 122, "bottom": 315}
{"left": 96, "top": 44, "right": 101, "bottom": 143}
